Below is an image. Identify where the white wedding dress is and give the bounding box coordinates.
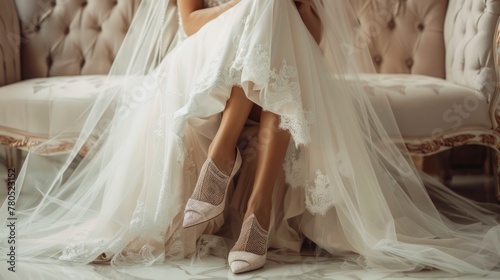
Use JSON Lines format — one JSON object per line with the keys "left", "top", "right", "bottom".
{"left": 1, "top": 0, "right": 499, "bottom": 274}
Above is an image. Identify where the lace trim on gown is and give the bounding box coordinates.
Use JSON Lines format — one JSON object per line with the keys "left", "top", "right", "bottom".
{"left": 173, "top": 18, "right": 313, "bottom": 148}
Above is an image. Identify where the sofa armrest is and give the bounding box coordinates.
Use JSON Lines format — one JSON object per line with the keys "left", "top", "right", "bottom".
{"left": 445, "top": 0, "right": 500, "bottom": 103}
{"left": 492, "top": 20, "right": 500, "bottom": 131}
{"left": 0, "top": 0, "right": 20, "bottom": 87}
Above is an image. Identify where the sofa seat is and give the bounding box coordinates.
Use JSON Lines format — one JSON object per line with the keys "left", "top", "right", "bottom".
{"left": 360, "top": 74, "right": 490, "bottom": 138}
{"left": 0, "top": 75, "right": 114, "bottom": 154}
{"left": 0, "top": 73, "right": 491, "bottom": 152}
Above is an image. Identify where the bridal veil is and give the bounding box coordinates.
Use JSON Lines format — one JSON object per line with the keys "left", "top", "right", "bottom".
{"left": 1, "top": 0, "right": 499, "bottom": 274}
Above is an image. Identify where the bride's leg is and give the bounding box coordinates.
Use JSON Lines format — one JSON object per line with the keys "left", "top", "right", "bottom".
{"left": 228, "top": 110, "right": 290, "bottom": 273}
{"left": 209, "top": 86, "right": 254, "bottom": 174}
{"left": 246, "top": 110, "right": 290, "bottom": 230}
{"left": 183, "top": 86, "right": 254, "bottom": 228}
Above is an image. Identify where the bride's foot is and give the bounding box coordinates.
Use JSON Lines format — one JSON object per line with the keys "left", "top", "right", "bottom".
{"left": 228, "top": 214, "right": 269, "bottom": 274}
{"left": 183, "top": 148, "right": 242, "bottom": 228}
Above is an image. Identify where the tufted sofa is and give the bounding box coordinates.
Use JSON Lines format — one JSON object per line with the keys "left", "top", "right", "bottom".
{"left": 1, "top": 0, "right": 500, "bottom": 199}
{"left": 349, "top": 0, "right": 500, "bottom": 199}
{"left": 0, "top": 0, "right": 144, "bottom": 177}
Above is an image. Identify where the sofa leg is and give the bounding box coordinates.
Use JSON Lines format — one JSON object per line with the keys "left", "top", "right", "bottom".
{"left": 4, "top": 147, "right": 22, "bottom": 191}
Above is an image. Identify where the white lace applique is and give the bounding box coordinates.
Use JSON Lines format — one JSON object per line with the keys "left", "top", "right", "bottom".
{"left": 173, "top": 17, "right": 248, "bottom": 128}
{"left": 234, "top": 40, "right": 311, "bottom": 145}
{"left": 265, "top": 59, "right": 300, "bottom": 110}
{"left": 279, "top": 109, "right": 313, "bottom": 146}
{"left": 232, "top": 16, "right": 249, "bottom": 49}
{"left": 178, "top": 16, "right": 312, "bottom": 147}
{"left": 165, "top": 229, "right": 185, "bottom": 261}
{"left": 305, "top": 170, "right": 335, "bottom": 215}
{"left": 192, "top": 48, "right": 228, "bottom": 94}
{"left": 184, "top": 147, "right": 197, "bottom": 176}
{"left": 194, "top": 234, "right": 228, "bottom": 260}
{"left": 156, "top": 161, "right": 173, "bottom": 224}
{"left": 111, "top": 200, "right": 165, "bottom": 265}
{"left": 155, "top": 188, "right": 170, "bottom": 228}
{"left": 130, "top": 201, "right": 146, "bottom": 235}
{"left": 130, "top": 201, "right": 164, "bottom": 241}
{"left": 154, "top": 113, "right": 168, "bottom": 138}
{"left": 283, "top": 143, "right": 304, "bottom": 188}
{"left": 60, "top": 236, "right": 105, "bottom": 262}
{"left": 60, "top": 230, "right": 126, "bottom": 263}
{"left": 233, "top": 43, "right": 312, "bottom": 145}
{"left": 229, "top": 18, "right": 267, "bottom": 85}
{"left": 113, "top": 241, "right": 157, "bottom": 265}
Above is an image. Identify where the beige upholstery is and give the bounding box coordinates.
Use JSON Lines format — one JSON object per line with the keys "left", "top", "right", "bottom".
{"left": 0, "top": 0, "right": 143, "bottom": 173}
{"left": 445, "top": 0, "right": 500, "bottom": 101}
{"left": 0, "top": 76, "right": 106, "bottom": 136}
{"left": 361, "top": 74, "right": 490, "bottom": 137}
{"left": 0, "top": 0, "right": 21, "bottom": 87}
{"left": 352, "top": 0, "right": 500, "bottom": 199}
{"left": 350, "top": 0, "right": 447, "bottom": 78}
{"left": 14, "top": 0, "right": 141, "bottom": 80}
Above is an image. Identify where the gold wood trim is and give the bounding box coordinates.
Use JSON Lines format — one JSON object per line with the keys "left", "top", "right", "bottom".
{"left": 395, "top": 129, "right": 500, "bottom": 156}
{"left": 0, "top": 135, "right": 92, "bottom": 157}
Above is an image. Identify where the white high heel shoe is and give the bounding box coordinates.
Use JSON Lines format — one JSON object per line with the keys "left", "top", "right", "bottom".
{"left": 228, "top": 214, "right": 269, "bottom": 274}
{"left": 183, "top": 149, "right": 242, "bottom": 228}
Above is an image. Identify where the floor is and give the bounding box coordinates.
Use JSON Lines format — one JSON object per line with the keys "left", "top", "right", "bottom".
{"left": 1, "top": 154, "right": 499, "bottom": 279}
{"left": 1, "top": 254, "right": 500, "bottom": 280}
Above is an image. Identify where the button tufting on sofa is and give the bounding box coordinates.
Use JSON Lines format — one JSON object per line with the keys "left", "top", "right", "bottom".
{"left": 405, "top": 58, "right": 414, "bottom": 69}
{"left": 350, "top": 0, "right": 447, "bottom": 77}
{"left": 46, "top": 56, "right": 53, "bottom": 68}
{"left": 348, "top": 0, "right": 500, "bottom": 202}
{"left": 10, "top": 0, "right": 142, "bottom": 79}
{"left": 388, "top": 18, "right": 396, "bottom": 29}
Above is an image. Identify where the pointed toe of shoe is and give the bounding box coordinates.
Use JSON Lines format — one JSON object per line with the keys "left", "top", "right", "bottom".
{"left": 230, "top": 260, "right": 251, "bottom": 274}
{"left": 182, "top": 211, "right": 204, "bottom": 228}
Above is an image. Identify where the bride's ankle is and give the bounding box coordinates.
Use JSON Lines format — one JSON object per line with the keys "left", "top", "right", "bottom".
{"left": 244, "top": 203, "right": 272, "bottom": 231}
{"left": 208, "top": 142, "right": 237, "bottom": 175}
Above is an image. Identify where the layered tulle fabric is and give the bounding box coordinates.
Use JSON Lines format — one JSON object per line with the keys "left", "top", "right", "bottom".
{"left": 1, "top": 0, "right": 499, "bottom": 274}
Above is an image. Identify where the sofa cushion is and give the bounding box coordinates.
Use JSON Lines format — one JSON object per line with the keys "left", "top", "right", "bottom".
{"left": 0, "top": 76, "right": 108, "bottom": 141}
{"left": 360, "top": 74, "right": 491, "bottom": 138}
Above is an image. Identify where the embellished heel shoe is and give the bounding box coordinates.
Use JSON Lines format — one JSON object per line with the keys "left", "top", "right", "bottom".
{"left": 183, "top": 149, "right": 242, "bottom": 228}
{"left": 228, "top": 214, "right": 269, "bottom": 274}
